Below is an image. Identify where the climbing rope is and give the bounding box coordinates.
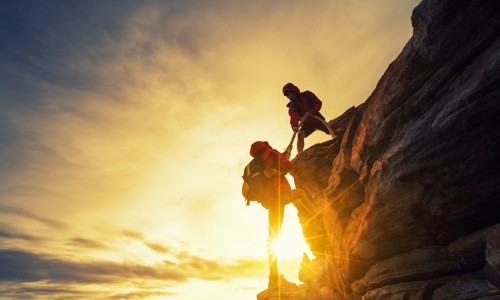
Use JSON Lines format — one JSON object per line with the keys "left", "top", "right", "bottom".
{"left": 284, "top": 112, "right": 336, "bottom": 159}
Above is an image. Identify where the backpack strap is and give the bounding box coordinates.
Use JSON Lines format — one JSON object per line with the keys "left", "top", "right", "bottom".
{"left": 245, "top": 164, "right": 263, "bottom": 178}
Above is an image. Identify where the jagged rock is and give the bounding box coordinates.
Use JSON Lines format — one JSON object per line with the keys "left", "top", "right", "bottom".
{"left": 351, "top": 246, "right": 462, "bottom": 296}
{"left": 431, "top": 274, "right": 500, "bottom": 300}
{"left": 292, "top": 139, "right": 339, "bottom": 195}
{"left": 291, "top": 104, "right": 364, "bottom": 196}
{"left": 359, "top": 276, "right": 459, "bottom": 300}
{"left": 361, "top": 281, "right": 428, "bottom": 300}
{"left": 288, "top": 0, "right": 500, "bottom": 299}
{"left": 447, "top": 226, "right": 489, "bottom": 271}
{"left": 485, "top": 224, "right": 500, "bottom": 288}
{"left": 486, "top": 225, "right": 500, "bottom": 272}
{"left": 328, "top": 105, "right": 365, "bottom": 139}
{"left": 256, "top": 284, "right": 343, "bottom": 300}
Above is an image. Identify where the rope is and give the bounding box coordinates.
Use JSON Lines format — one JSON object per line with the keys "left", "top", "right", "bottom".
{"left": 308, "top": 114, "right": 336, "bottom": 138}
{"left": 284, "top": 112, "right": 336, "bottom": 159}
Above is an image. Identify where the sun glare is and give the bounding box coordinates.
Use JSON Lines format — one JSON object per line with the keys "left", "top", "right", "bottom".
{"left": 270, "top": 236, "right": 307, "bottom": 260}
{"left": 270, "top": 238, "right": 285, "bottom": 258}
{"left": 269, "top": 208, "right": 312, "bottom": 261}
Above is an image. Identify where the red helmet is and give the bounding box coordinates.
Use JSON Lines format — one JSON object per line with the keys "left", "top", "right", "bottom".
{"left": 282, "top": 83, "right": 300, "bottom": 95}
{"left": 250, "top": 141, "right": 271, "bottom": 157}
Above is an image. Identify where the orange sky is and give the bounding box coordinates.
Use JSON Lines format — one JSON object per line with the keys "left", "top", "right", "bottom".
{"left": 0, "top": 1, "right": 419, "bottom": 299}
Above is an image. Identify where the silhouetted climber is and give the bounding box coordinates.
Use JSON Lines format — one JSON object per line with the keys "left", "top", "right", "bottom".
{"left": 245, "top": 141, "right": 298, "bottom": 290}
{"left": 282, "top": 83, "right": 330, "bottom": 156}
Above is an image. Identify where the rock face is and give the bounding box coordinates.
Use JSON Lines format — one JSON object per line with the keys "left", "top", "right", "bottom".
{"left": 287, "top": 0, "right": 500, "bottom": 299}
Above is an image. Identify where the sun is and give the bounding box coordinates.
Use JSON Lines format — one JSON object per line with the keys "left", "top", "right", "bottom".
{"left": 270, "top": 237, "right": 288, "bottom": 259}
{"left": 269, "top": 213, "right": 312, "bottom": 260}
{"left": 270, "top": 236, "right": 310, "bottom": 260}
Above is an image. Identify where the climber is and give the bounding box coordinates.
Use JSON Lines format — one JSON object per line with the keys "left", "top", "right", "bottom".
{"left": 248, "top": 141, "right": 298, "bottom": 290}
{"left": 282, "top": 83, "right": 330, "bottom": 155}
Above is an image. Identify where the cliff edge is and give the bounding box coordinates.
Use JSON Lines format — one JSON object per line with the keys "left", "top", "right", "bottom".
{"left": 288, "top": 0, "right": 500, "bottom": 299}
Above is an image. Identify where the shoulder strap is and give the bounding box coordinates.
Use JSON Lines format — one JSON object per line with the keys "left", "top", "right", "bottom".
{"left": 242, "top": 156, "right": 264, "bottom": 180}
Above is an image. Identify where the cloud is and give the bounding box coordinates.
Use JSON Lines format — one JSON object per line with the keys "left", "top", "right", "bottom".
{"left": 109, "top": 290, "right": 176, "bottom": 299}
{"left": 0, "top": 230, "right": 36, "bottom": 242}
{"left": 67, "top": 237, "right": 108, "bottom": 250}
{"left": 122, "top": 230, "right": 144, "bottom": 241}
{"left": 121, "top": 229, "right": 172, "bottom": 254}
{"left": 0, "top": 1, "right": 139, "bottom": 94}
{"left": 0, "top": 283, "right": 176, "bottom": 300}
{"left": 0, "top": 223, "right": 39, "bottom": 242}
{"left": 121, "top": 229, "right": 145, "bottom": 240}
{"left": 0, "top": 249, "right": 185, "bottom": 284}
{"left": 145, "top": 242, "right": 170, "bottom": 254}
{"left": 0, "top": 284, "right": 92, "bottom": 300}
{"left": 0, "top": 1, "right": 148, "bottom": 188}
{"left": 176, "top": 254, "right": 268, "bottom": 281}
{"left": 0, "top": 248, "right": 265, "bottom": 285}
{"left": 0, "top": 205, "right": 66, "bottom": 229}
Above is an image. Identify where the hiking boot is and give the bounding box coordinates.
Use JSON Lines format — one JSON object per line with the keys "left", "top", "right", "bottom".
{"left": 268, "top": 274, "right": 297, "bottom": 290}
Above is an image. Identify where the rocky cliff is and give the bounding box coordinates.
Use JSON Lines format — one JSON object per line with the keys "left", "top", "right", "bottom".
{"left": 270, "top": 0, "right": 500, "bottom": 299}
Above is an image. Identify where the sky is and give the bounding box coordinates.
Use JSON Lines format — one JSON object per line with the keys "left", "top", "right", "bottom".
{"left": 0, "top": 1, "right": 419, "bottom": 299}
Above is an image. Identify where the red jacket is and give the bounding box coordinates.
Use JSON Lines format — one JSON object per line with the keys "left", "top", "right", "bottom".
{"left": 287, "top": 91, "right": 323, "bottom": 128}
{"left": 249, "top": 141, "right": 293, "bottom": 200}
{"left": 282, "top": 83, "right": 323, "bottom": 128}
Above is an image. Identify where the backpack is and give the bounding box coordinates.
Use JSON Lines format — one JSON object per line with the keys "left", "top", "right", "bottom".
{"left": 241, "top": 153, "right": 282, "bottom": 206}
{"left": 241, "top": 156, "right": 267, "bottom": 206}
{"left": 287, "top": 91, "right": 326, "bottom": 121}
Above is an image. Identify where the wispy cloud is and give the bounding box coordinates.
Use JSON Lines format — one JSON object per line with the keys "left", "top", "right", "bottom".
{"left": 0, "top": 284, "right": 95, "bottom": 300}
{"left": 121, "top": 229, "right": 172, "bottom": 254}
{"left": 0, "top": 248, "right": 265, "bottom": 284}
{"left": 0, "top": 225, "right": 38, "bottom": 242}
{"left": 145, "top": 242, "right": 170, "bottom": 254}
{"left": 121, "top": 230, "right": 144, "bottom": 240}
{"left": 0, "top": 205, "right": 66, "bottom": 229}
{"left": 0, "top": 249, "right": 185, "bottom": 283}
{"left": 109, "top": 290, "right": 176, "bottom": 299}
{"left": 67, "top": 237, "right": 108, "bottom": 250}
{"left": 0, "top": 282, "right": 176, "bottom": 300}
